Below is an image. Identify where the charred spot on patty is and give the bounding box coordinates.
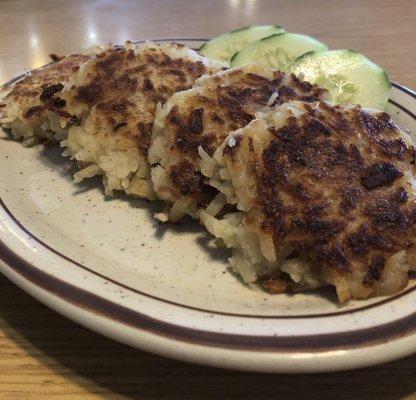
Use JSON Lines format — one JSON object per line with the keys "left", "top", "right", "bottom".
{"left": 24, "top": 105, "right": 44, "bottom": 118}
{"left": 392, "top": 187, "right": 408, "bottom": 203}
{"left": 357, "top": 108, "right": 396, "bottom": 136}
{"left": 96, "top": 49, "right": 131, "bottom": 74}
{"left": 137, "top": 122, "right": 153, "bottom": 156}
{"left": 361, "top": 162, "right": 403, "bottom": 189}
{"left": 40, "top": 83, "right": 64, "bottom": 101}
{"left": 170, "top": 160, "right": 205, "bottom": 195}
{"left": 143, "top": 78, "right": 154, "bottom": 91}
{"left": 187, "top": 108, "right": 204, "bottom": 134}
{"left": 76, "top": 80, "right": 103, "bottom": 105}
{"left": 51, "top": 97, "right": 67, "bottom": 108}
{"left": 304, "top": 118, "right": 332, "bottom": 136}
{"left": 363, "top": 256, "right": 386, "bottom": 285}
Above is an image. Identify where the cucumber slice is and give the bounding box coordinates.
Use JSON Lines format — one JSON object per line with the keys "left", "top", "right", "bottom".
{"left": 200, "top": 25, "right": 285, "bottom": 63}
{"left": 230, "top": 33, "right": 328, "bottom": 72}
{"left": 291, "top": 49, "right": 391, "bottom": 110}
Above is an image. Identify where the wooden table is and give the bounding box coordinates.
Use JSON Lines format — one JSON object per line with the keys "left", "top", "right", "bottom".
{"left": 0, "top": 0, "right": 415, "bottom": 398}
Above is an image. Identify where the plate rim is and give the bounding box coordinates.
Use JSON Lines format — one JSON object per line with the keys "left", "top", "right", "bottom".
{"left": 1, "top": 38, "right": 416, "bottom": 373}
{"left": 1, "top": 198, "right": 416, "bottom": 352}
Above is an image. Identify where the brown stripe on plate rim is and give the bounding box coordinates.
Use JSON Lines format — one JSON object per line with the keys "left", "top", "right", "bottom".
{"left": 391, "top": 82, "right": 416, "bottom": 100}
{"left": 389, "top": 98, "right": 416, "bottom": 121}
{"left": 0, "top": 229, "right": 416, "bottom": 352}
{"left": 1, "top": 196, "right": 415, "bottom": 319}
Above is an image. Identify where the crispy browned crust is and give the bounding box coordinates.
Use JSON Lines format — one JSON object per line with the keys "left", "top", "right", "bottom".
{"left": 170, "top": 159, "right": 206, "bottom": 195}
{"left": 165, "top": 69, "right": 328, "bottom": 199}
{"left": 62, "top": 45, "right": 218, "bottom": 154}
{"left": 260, "top": 276, "right": 288, "bottom": 294}
{"left": 228, "top": 102, "right": 416, "bottom": 292}
{"left": 2, "top": 54, "right": 91, "bottom": 118}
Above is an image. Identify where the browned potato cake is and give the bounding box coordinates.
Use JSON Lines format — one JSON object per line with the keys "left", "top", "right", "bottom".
{"left": 200, "top": 100, "right": 416, "bottom": 302}
{"left": 149, "top": 65, "right": 328, "bottom": 220}
{"left": 53, "top": 42, "right": 227, "bottom": 199}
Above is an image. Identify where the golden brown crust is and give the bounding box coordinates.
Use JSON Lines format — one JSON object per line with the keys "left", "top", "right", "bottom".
{"left": 61, "top": 45, "right": 219, "bottom": 155}
{"left": 227, "top": 102, "right": 416, "bottom": 295}
{"left": 170, "top": 159, "right": 206, "bottom": 195}
{"left": 2, "top": 54, "right": 91, "bottom": 117}
{"left": 260, "top": 276, "right": 288, "bottom": 294}
{"left": 162, "top": 67, "right": 328, "bottom": 203}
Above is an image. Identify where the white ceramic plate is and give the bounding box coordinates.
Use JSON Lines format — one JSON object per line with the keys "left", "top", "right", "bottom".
{"left": 1, "top": 39, "right": 415, "bottom": 374}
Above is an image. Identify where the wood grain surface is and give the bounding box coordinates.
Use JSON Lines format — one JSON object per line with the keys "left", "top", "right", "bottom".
{"left": 0, "top": 0, "right": 415, "bottom": 398}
